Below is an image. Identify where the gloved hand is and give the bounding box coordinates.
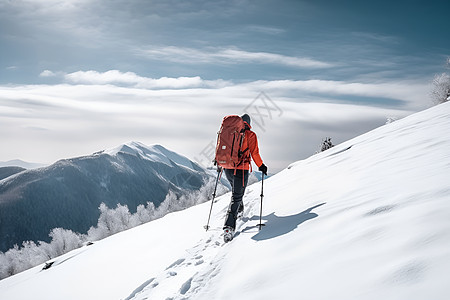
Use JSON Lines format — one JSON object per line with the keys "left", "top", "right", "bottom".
{"left": 217, "top": 165, "right": 223, "bottom": 173}
{"left": 258, "top": 163, "right": 268, "bottom": 176}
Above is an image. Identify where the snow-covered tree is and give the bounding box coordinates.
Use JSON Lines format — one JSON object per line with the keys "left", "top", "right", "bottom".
{"left": 431, "top": 72, "right": 450, "bottom": 105}
{"left": 47, "top": 228, "right": 83, "bottom": 257}
{"left": 87, "top": 203, "right": 132, "bottom": 241}
{"left": 0, "top": 246, "right": 19, "bottom": 278}
{"left": 0, "top": 240, "right": 53, "bottom": 279}
{"left": 129, "top": 202, "right": 156, "bottom": 227}
{"left": 431, "top": 57, "right": 450, "bottom": 105}
{"left": 386, "top": 117, "right": 398, "bottom": 124}
{"left": 318, "top": 137, "right": 334, "bottom": 153}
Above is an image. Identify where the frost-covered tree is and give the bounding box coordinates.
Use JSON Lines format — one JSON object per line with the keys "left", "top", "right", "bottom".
{"left": 431, "top": 73, "right": 450, "bottom": 105}
{"left": 431, "top": 57, "right": 450, "bottom": 105}
{"left": 129, "top": 202, "right": 156, "bottom": 227}
{"left": 87, "top": 203, "right": 132, "bottom": 241}
{"left": 0, "top": 246, "right": 19, "bottom": 278}
{"left": 0, "top": 177, "right": 229, "bottom": 280}
{"left": 47, "top": 228, "right": 83, "bottom": 257}
{"left": 15, "top": 241, "right": 48, "bottom": 270}
{"left": 0, "top": 230, "right": 83, "bottom": 280}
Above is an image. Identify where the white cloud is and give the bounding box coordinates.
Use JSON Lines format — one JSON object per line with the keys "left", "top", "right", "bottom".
{"left": 243, "top": 79, "right": 430, "bottom": 107}
{"left": 246, "top": 25, "right": 286, "bottom": 35}
{"left": 63, "top": 70, "right": 231, "bottom": 89}
{"left": 40, "top": 70, "right": 57, "bottom": 77}
{"left": 56, "top": 70, "right": 430, "bottom": 108}
{"left": 218, "top": 49, "right": 333, "bottom": 68}
{"left": 137, "top": 46, "right": 334, "bottom": 69}
{"left": 6, "top": 0, "right": 88, "bottom": 15}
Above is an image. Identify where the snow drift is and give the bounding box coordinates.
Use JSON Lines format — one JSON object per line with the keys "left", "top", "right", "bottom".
{"left": 0, "top": 103, "right": 449, "bottom": 300}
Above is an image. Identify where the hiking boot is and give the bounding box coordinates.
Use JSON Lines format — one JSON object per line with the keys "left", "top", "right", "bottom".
{"left": 223, "top": 226, "right": 234, "bottom": 243}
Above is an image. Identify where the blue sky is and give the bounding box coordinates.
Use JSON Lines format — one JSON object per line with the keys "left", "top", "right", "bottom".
{"left": 1, "top": 0, "right": 449, "bottom": 172}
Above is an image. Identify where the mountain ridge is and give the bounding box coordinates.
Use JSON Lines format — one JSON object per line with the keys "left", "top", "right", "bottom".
{"left": 0, "top": 160, "right": 46, "bottom": 169}
{"left": 0, "top": 142, "right": 210, "bottom": 252}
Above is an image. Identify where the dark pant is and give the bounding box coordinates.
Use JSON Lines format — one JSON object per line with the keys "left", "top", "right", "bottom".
{"left": 223, "top": 168, "right": 249, "bottom": 230}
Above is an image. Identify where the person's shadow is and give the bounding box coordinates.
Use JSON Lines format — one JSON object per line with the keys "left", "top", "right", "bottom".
{"left": 241, "top": 203, "right": 326, "bottom": 241}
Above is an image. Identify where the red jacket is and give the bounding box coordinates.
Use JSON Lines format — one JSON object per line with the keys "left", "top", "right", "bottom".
{"left": 236, "top": 123, "right": 263, "bottom": 170}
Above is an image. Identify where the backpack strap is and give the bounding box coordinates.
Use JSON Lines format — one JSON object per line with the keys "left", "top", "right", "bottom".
{"left": 237, "top": 127, "right": 250, "bottom": 159}
{"left": 236, "top": 135, "right": 250, "bottom": 167}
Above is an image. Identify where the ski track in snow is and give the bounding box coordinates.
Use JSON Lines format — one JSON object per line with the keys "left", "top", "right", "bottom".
{"left": 126, "top": 184, "right": 328, "bottom": 300}
{"left": 126, "top": 195, "right": 262, "bottom": 300}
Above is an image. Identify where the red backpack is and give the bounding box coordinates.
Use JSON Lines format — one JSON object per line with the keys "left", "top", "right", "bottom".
{"left": 215, "top": 115, "right": 249, "bottom": 169}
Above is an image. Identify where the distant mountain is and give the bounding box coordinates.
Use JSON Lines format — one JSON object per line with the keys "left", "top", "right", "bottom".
{"left": 0, "top": 142, "right": 210, "bottom": 252}
{"left": 0, "top": 166, "right": 26, "bottom": 181}
{"left": 0, "top": 159, "right": 46, "bottom": 169}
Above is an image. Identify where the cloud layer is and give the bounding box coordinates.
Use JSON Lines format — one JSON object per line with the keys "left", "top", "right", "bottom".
{"left": 137, "top": 46, "right": 334, "bottom": 69}
{"left": 1, "top": 70, "right": 428, "bottom": 171}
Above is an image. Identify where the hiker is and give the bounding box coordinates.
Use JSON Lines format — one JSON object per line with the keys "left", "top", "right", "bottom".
{"left": 216, "top": 114, "right": 267, "bottom": 240}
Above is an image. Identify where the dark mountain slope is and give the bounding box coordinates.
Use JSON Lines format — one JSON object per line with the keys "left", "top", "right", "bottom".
{"left": 0, "top": 167, "right": 26, "bottom": 181}
{"left": 0, "top": 142, "right": 209, "bottom": 252}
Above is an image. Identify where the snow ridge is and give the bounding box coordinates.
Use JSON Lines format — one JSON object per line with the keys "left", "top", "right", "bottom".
{"left": 103, "top": 141, "right": 198, "bottom": 170}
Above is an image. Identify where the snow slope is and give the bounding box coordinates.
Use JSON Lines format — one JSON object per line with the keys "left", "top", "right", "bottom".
{"left": 1, "top": 102, "right": 449, "bottom": 300}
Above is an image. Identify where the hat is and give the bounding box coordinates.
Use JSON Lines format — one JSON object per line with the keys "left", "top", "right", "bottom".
{"left": 241, "top": 114, "right": 251, "bottom": 126}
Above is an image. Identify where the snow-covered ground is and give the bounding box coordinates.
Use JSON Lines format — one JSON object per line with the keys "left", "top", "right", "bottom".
{"left": 1, "top": 102, "right": 449, "bottom": 300}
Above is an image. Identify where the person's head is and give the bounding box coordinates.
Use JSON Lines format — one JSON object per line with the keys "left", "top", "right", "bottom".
{"left": 241, "top": 114, "right": 251, "bottom": 126}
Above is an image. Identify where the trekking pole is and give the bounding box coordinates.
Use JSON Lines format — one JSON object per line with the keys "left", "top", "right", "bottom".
{"left": 257, "top": 173, "right": 265, "bottom": 230}
{"left": 204, "top": 168, "right": 222, "bottom": 231}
